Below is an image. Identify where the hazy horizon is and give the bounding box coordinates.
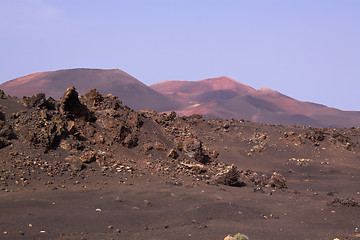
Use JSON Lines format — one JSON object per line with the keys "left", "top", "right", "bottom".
{"left": 1, "top": 0, "right": 359, "bottom": 111}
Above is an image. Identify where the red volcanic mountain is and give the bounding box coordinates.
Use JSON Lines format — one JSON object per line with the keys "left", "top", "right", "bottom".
{"left": 151, "top": 77, "right": 360, "bottom": 128}
{"left": 1, "top": 69, "right": 360, "bottom": 127}
{"left": 0, "top": 68, "right": 180, "bottom": 112}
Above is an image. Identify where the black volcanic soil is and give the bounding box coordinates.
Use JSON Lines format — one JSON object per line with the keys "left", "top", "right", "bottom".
{"left": 0, "top": 88, "right": 360, "bottom": 240}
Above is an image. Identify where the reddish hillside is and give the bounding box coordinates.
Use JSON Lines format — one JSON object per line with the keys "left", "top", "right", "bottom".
{"left": 151, "top": 77, "right": 360, "bottom": 128}
{"left": 0, "top": 68, "right": 180, "bottom": 112}
{"left": 2, "top": 69, "right": 360, "bottom": 127}
{"left": 151, "top": 76, "right": 255, "bottom": 103}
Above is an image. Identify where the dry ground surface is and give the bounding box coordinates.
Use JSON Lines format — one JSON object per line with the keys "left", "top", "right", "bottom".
{"left": 0, "top": 87, "right": 359, "bottom": 240}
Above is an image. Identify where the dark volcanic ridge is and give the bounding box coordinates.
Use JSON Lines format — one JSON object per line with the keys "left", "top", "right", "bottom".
{"left": 1, "top": 68, "right": 360, "bottom": 128}
{"left": 0, "top": 87, "right": 360, "bottom": 239}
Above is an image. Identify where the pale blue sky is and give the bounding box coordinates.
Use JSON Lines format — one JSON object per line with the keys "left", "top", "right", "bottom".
{"left": 1, "top": 0, "right": 359, "bottom": 110}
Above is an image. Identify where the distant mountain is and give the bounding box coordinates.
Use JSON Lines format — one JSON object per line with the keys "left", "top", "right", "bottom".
{"left": 1, "top": 69, "right": 360, "bottom": 127}
{"left": 151, "top": 76, "right": 256, "bottom": 102}
{"left": 150, "top": 77, "right": 360, "bottom": 128}
{"left": 0, "top": 68, "right": 180, "bottom": 112}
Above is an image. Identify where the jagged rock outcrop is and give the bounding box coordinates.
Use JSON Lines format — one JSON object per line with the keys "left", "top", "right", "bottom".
{"left": 21, "top": 93, "right": 56, "bottom": 110}
{"left": 14, "top": 110, "right": 68, "bottom": 152}
{"left": 81, "top": 88, "right": 141, "bottom": 148}
{"left": 59, "top": 86, "right": 95, "bottom": 121}
{"left": 83, "top": 89, "right": 122, "bottom": 111}
{"left": 0, "top": 111, "right": 15, "bottom": 149}
{"left": 0, "top": 90, "right": 5, "bottom": 99}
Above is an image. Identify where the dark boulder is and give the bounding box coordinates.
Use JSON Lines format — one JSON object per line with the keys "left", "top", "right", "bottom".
{"left": 180, "top": 138, "right": 206, "bottom": 162}
{"left": 212, "top": 165, "right": 240, "bottom": 186}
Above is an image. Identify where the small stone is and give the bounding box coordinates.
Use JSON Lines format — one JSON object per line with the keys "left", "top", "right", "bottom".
{"left": 143, "top": 200, "right": 152, "bottom": 207}
{"left": 167, "top": 149, "right": 179, "bottom": 159}
{"left": 197, "top": 224, "right": 207, "bottom": 229}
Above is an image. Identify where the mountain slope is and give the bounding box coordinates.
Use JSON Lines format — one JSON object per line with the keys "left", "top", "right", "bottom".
{"left": 1, "top": 69, "right": 360, "bottom": 127}
{"left": 151, "top": 76, "right": 255, "bottom": 103}
{"left": 151, "top": 77, "right": 360, "bottom": 128}
{"left": 0, "top": 68, "right": 180, "bottom": 112}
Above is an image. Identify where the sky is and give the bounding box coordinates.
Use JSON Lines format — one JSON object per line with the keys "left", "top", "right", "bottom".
{"left": 1, "top": 0, "right": 359, "bottom": 110}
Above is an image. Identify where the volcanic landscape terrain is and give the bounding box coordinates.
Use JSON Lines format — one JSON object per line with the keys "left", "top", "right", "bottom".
{"left": 2, "top": 68, "right": 360, "bottom": 128}
{"left": 0, "top": 83, "right": 360, "bottom": 240}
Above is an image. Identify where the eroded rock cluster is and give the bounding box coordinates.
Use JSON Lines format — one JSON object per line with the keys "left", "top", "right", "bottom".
{"left": 0, "top": 86, "right": 253, "bottom": 189}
